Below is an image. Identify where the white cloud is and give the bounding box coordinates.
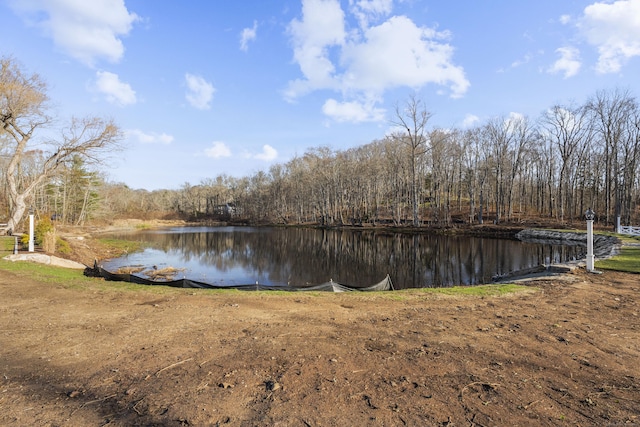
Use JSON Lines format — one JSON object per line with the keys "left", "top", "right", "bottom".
{"left": 559, "top": 14, "right": 572, "bottom": 25}
{"left": 349, "top": 0, "right": 393, "bottom": 28}
{"left": 578, "top": 0, "right": 640, "bottom": 74}
{"left": 127, "top": 129, "right": 174, "bottom": 145}
{"left": 95, "top": 71, "right": 137, "bottom": 106}
{"left": 511, "top": 53, "right": 533, "bottom": 69}
{"left": 548, "top": 46, "right": 582, "bottom": 78}
{"left": 286, "top": 0, "right": 346, "bottom": 99}
{"left": 462, "top": 114, "right": 480, "bottom": 128}
{"left": 342, "top": 16, "right": 469, "bottom": 97}
{"left": 285, "top": 0, "right": 469, "bottom": 122}
{"left": 9, "top": 0, "right": 139, "bottom": 66}
{"left": 240, "top": 20, "right": 258, "bottom": 51}
{"left": 205, "top": 141, "right": 232, "bottom": 159}
{"left": 322, "top": 99, "right": 384, "bottom": 123}
{"left": 252, "top": 145, "right": 278, "bottom": 161}
{"left": 185, "top": 73, "right": 215, "bottom": 110}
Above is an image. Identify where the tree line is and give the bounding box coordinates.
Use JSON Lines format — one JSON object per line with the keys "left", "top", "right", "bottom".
{"left": 98, "top": 89, "right": 639, "bottom": 229}
{"left": 2, "top": 55, "right": 640, "bottom": 230}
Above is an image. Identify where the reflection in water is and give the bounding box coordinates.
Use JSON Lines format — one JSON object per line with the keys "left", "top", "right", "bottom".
{"left": 102, "top": 227, "right": 586, "bottom": 289}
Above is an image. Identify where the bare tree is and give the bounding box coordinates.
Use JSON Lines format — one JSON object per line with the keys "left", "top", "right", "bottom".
{"left": 540, "top": 104, "right": 592, "bottom": 222}
{"left": 391, "top": 95, "right": 433, "bottom": 227}
{"left": 1, "top": 56, "right": 121, "bottom": 233}
{"left": 586, "top": 89, "right": 636, "bottom": 223}
{"left": 482, "top": 114, "right": 533, "bottom": 222}
{"left": 461, "top": 127, "right": 483, "bottom": 223}
{"left": 430, "top": 128, "right": 455, "bottom": 224}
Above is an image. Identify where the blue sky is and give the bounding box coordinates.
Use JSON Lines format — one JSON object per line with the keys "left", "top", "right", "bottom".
{"left": 2, "top": 0, "right": 640, "bottom": 190}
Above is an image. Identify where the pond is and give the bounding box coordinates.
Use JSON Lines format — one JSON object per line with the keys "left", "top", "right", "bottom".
{"left": 101, "top": 226, "right": 586, "bottom": 289}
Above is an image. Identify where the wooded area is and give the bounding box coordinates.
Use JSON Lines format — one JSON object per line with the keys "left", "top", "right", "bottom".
{"left": 78, "top": 89, "right": 640, "bottom": 229}
{"left": 2, "top": 55, "right": 640, "bottom": 231}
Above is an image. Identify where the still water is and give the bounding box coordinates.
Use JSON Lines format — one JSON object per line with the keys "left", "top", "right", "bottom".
{"left": 102, "top": 226, "right": 586, "bottom": 289}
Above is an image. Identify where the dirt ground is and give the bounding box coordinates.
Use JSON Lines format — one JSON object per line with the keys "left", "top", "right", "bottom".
{"left": 1, "top": 230, "right": 639, "bottom": 426}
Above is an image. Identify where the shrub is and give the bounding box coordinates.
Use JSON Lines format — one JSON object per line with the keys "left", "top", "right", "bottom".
{"left": 20, "top": 217, "right": 55, "bottom": 248}
{"left": 56, "top": 237, "right": 72, "bottom": 255}
{"left": 34, "top": 217, "right": 55, "bottom": 245}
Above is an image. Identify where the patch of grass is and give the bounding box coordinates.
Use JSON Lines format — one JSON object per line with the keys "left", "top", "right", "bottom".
{"left": 596, "top": 246, "right": 640, "bottom": 273}
{"left": 597, "top": 230, "right": 640, "bottom": 244}
{"left": 617, "top": 235, "right": 640, "bottom": 245}
{"left": 0, "top": 236, "right": 15, "bottom": 252}
{"left": 0, "top": 258, "right": 93, "bottom": 288}
{"left": 409, "top": 283, "right": 533, "bottom": 297}
{"left": 0, "top": 257, "right": 193, "bottom": 294}
{"left": 97, "top": 238, "right": 145, "bottom": 254}
{"left": 385, "top": 293, "right": 410, "bottom": 301}
{"left": 95, "top": 280, "right": 191, "bottom": 294}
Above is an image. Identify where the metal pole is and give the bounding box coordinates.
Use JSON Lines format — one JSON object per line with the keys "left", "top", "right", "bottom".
{"left": 13, "top": 236, "right": 18, "bottom": 255}
{"left": 28, "top": 211, "right": 34, "bottom": 252}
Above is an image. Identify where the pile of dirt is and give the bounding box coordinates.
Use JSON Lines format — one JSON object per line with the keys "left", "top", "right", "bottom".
{"left": 0, "top": 264, "right": 638, "bottom": 426}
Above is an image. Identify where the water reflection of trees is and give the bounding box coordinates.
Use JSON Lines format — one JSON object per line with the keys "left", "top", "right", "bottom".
{"left": 108, "top": 228, "right": 585, "bottom": 289}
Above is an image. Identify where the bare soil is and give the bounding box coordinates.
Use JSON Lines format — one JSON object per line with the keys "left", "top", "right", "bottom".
{"left": 1, "top": 228, "right": 639, "bottom": 426}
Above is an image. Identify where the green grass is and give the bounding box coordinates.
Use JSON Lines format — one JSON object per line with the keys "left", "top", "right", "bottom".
{"left": 616, "top": 235, "right": 640, "bottom": 245}
{"left": 0, "top": 257, "right": 95, "bottom": 288}
{"left": 97, "top": 237, "right": 146, "bottom": 253}
{"left": 0, "top": 256, "right": 192, "bottom": 294}
{"left": 596, "top": 230, "right": 640, "bottom": 244}
{"left": 0, "top": 235, "right": 143, "bottom": 291}
{"left": 596, "top": 246, "right": 640, "bottom": 273}
{"left": 1, "top": 236, "right": 15, "bottom": 252}
{"left": 410, "top": 283, "right": 532, "bottom": 297}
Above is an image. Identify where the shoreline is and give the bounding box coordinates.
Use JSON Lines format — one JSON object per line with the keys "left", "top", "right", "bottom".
{"left": 3, "top": 224, "right": 623, "bottom": 288}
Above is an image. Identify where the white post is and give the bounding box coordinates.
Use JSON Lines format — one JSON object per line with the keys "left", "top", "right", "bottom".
{"left": 586, "top": 219, "right": 594, "bottom": 272}
{"left": 616, "top": 215, "right": 621, "bottom": 234}
{"left": 28, "top": 209, "right": 34, "bottom": 253}
{"left": 585, "top": 208, "right": 595, "bottom": 272}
